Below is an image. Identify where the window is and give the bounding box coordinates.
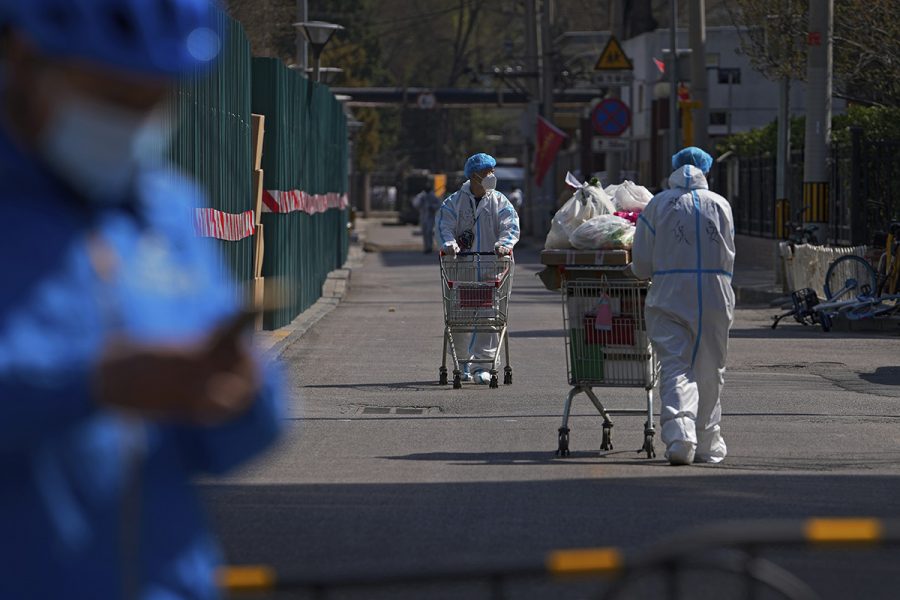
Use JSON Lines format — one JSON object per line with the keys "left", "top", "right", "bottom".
{"left": 710, "top": 112, "right": 728, "bottom": 125}
{"left": 718, "top": 68, "right": 741, "bottom": 84}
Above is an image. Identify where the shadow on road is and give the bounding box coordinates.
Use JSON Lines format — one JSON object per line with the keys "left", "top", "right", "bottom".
{"left": 859, "top": 366, "right": 900, "bottom": 386}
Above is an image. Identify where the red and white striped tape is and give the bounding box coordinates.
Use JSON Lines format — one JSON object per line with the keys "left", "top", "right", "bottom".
{"left": 193, "top": 208, "right": 256, "bottom": 241}
{"left": 262, "top": 190, "right": 349, "bottom": 214}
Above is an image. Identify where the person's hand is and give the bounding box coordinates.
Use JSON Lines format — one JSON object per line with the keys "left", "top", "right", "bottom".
{"left": 495, "top": 245, "right": 511, "bottom": 257}
{"left": 443, "top": 241, "right": 460, "bottom": 256}
{"left": 94, "top": 311, "right": 262, "bottom": 426}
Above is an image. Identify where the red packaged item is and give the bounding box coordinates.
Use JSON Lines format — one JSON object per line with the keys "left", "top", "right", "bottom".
{"left": 584, "top": 315, "right": 636, "bottom": 346}
{"left": 459, "top": 286, "right": 493, "bottom": 308}
{"left": 614, "top": 210, "right": 641, "bottom": 225}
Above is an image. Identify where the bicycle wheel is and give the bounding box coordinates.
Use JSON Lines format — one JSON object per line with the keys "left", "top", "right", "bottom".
{"left": 824, "top": 255, "right": 877, "bottom": 301}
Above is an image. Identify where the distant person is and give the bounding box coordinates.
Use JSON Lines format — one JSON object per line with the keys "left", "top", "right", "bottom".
{"left": 508, "top": 187, "right": 524, "bottom": 212}
{"left": 632, "top": 147, "right": 735, "bottom": 466}
{"left": 412, "top": 179, "right": 442, "bottom": 253}
{"left": 438, "top": 152, "right": 520, "bottom": 384}
{"left": 0, "top": 1, "right": 284, "bottom": 598}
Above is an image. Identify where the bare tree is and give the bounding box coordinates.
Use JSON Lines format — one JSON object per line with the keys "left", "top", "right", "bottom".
{"left": 727, "top": 0, "right": 900, "bottom": 106}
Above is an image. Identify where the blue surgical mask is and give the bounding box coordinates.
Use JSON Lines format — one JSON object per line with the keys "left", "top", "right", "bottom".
{"left": 38, "top": 93, "right": 171, "bottom": 204}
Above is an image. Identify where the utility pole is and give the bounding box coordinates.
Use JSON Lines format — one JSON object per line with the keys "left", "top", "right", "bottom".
{"left": 524, "top": 0, "right": 539, "bottom": 237}
{"left": 539, "top": 0, "right": 555, "bottom": 235}
{"left": 802, "top": 0, "right": 832, "bottom": 242}
{"left": 774, "top": 4, "right": 793, "bottom": 240}
{"left": 605, "top": 0, "right": 624, "bottom": 184}
{"left": 668, "top": 0, "right": 679, "bottom": 160}
{"left": 688, "top": 0, "right": 708, "bottom": 151}
{"left": 296, "top": 0, "right": 308, "bottom": 70}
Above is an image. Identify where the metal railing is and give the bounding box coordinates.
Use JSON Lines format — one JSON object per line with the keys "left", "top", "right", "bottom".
{"left": 713, "top": 130, "right": 900, "bottom": 246}
{"left": 218, "top": 517, "right": 900, "bottom": 599}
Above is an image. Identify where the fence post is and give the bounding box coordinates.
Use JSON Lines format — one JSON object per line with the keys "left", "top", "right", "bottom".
{"left": 849, "top": 126, "right": 865, "bottom": 246}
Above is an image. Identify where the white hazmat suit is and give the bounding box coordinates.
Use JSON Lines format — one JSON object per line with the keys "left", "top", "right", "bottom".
{"left": 438, "top": 181, "right": 520, "bottom": 376}
{"left": 632, "top": 164, "right": 735, "bottom": 465}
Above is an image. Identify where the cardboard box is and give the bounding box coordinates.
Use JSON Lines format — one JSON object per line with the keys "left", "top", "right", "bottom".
{"left": 540, "top": 249, "right": 631, "bottom": 266}
{"left": 252, "top": 169, "right": 264, "bottom": 224}
{"left": 253, "top": 223, "right": 265, "bottom": 279}
{"left": 251, "top": 277, "right": 265, "bottom": 330}
{"left": 251, "top": 114, "right": 265, "bottom": 171}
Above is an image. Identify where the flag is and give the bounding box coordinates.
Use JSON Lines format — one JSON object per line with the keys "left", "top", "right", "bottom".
{"left": 533, "top": 115, "right": 567, "bottom": 186}
{"left": 653, "top": 57, "right": 665, "bottom": 73}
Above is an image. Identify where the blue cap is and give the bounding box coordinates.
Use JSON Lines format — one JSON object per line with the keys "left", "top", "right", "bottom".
{"left": 672, "top": 147, "right": 714, "bottom": 173}
{"left": 0, "top": 0, "right": 223, "bottom": 76}
{"left": 464, "top": 153, "right": 497, "bottom": 178}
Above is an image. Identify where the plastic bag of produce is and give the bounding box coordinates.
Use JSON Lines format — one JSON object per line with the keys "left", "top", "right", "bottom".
{"left": 612, "top": 180, "right": 653, "bottom": 212}
{"left": 569, "top": 214, "right": 636, "bottom": 250}
{"left": 544, "top": 172, "right": 616, "bottom": 249}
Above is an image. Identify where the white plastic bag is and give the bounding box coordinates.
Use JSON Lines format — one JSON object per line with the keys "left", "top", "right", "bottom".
{"left": 544, "top": 173, "right": 615, "bottom": 249}
{"left": 569, "top": 214, "right": 636, "bottom": 250}
{"left": 612, "top": 180, "right": 653, "bottom": 212}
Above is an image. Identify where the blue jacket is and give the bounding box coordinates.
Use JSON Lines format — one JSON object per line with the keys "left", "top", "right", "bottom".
{"left": 0, "top": 131, "right": 284, "bottom": 599}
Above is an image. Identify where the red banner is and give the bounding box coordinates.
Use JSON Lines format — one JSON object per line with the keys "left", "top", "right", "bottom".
{"left": 533, "top": 115, "right": 567, "bottom": 186}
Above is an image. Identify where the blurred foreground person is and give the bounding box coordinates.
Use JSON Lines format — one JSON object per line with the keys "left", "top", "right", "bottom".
{"left": 0, "top": 1, "right": 284, "bottom": 598}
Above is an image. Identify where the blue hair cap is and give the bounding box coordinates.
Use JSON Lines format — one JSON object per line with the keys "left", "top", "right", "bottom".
{"left": 464, "top": 153, "right": 497, "bottom": 178}
{"left": 672, "top": 147, "right": 713, "bottom": 173}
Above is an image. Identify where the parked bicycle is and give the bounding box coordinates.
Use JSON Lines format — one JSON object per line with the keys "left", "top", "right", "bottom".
{"left": 772, "top": 223, "right": 900, "bottom": 331}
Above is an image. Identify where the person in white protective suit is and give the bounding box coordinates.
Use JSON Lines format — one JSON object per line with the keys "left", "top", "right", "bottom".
{"left": 438, "top": 152, "right": 521, "bottom": 384}
{"left": 632, "top": 147, "right": 735, "bottom": 465}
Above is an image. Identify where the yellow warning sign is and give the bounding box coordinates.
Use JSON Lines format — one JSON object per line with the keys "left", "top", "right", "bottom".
{"left": 595, "top": 36, "right": 633, "bottom": 71}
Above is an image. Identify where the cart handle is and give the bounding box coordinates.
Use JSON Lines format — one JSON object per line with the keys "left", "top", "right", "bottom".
{"left": 439, "top": 251, "right": 513, "bottom": 257}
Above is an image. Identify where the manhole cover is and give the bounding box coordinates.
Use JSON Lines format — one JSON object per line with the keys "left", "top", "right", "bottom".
{"left": 357, "top": 406, "right": 441, "bottom": 415}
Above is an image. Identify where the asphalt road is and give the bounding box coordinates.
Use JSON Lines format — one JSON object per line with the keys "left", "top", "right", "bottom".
{"left": 203, "top": 232, "right": 900, "bottom": 599}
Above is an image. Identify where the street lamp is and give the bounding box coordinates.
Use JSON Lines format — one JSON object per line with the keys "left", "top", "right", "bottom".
{"left": 294, "top": 21, "right": 344, "bottom": 83}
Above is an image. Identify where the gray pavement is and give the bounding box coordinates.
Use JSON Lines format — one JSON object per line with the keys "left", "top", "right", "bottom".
{"left": 207, "top": 220, "right": 900, "bottom": 599}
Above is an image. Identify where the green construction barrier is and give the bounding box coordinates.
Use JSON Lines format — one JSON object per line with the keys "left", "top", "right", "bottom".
{"left": 251, "top": 58, "right": 349, "bottom": 330}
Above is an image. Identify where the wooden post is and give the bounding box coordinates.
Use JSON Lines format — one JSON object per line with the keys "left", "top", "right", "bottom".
{"left": 251, "top": 114, "right": 266, "bottom": 330}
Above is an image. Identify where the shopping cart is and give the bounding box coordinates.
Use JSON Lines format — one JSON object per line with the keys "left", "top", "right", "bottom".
{"left": 556, "top": 267, "right": 658, "bottom": 458}
{"left": 439, "top": 252, "right": 514, "bottom": 389}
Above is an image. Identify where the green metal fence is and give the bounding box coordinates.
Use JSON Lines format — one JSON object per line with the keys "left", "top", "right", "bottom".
{"left": 251, "top": 58, "right": 349, "bottom": 330}
{"left": 163, "top": 10, "right": 349, "bottom": 329}
{"left": 168, "top": 10, "right": 255, "bottom": 296}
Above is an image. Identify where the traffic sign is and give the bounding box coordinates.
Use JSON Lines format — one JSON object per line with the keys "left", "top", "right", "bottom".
{"left": 592, "top": 137, "right": 629, "bottom": 152}
{"left": 594, "top": 36, "right": 633, "bottom": 71}
{"left": 591, "top": 98, "right": 631, "bottom": 137}
{"left": 594, "top": 71, "right": 634, "bottom": 86}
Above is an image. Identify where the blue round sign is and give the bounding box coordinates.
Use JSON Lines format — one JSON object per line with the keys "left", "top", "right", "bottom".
{"left": 592, "top": 98, "right": 631, "bottom": 137}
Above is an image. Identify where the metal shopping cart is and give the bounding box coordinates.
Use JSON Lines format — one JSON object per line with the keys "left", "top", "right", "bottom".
{"left": 439, "top": 252, "right": 514, "bottom": 389}
{"left": 556, "top": 267, "right": 658, "bottom": 458}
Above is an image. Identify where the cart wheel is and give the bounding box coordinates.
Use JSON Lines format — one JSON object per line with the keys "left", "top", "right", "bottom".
{"left": 556, "top": 427, "right": 570, "bottom": 457}
{"left": 641, "top": 433, "right": 656, "bottom": 459}
{"left": 601, "top": 425, "right": 613, "bottom": 451}
{"left": 452, "top": 372, "right": 462, "bottom": 389}
{"left": 489, "top": 375, "right": 499, "bottom": 389}
{"left": 439, "top": 368, "right": 448, "bottom": 386}
{"left": 503, "top": 367, "right": 512, "bottom": 385}
{"left": 819, "top": 312, "right": 832, "bottom": 332}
